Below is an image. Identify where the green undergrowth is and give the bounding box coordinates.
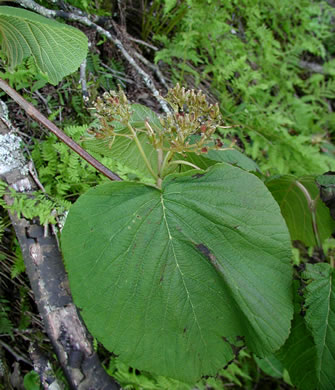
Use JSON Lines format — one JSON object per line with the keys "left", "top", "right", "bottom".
{"left": 0, "top": 122, "right": 152, "bottom": 236}
{"left": 1, "top": 0, "right": 335, "bottom": 389}
{"left": 105, "top": 349, "right": 283, "bottom": 390}
{"left": 154, "top": 0, "right": 335, "bottom": 175}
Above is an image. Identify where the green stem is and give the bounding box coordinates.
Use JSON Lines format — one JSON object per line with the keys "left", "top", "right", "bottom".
{"left": 160, "top": 150, "right": 174, "bottom": 177}
{"left": 156, "top": 148, "right": 164, "bottom": 188}
{"left": 157, "top": 147, "right": 164, "bottom": 172}
{"left": 127, "top": 123, "right": 158, "bottom": 181}
{"left": 169, "top": 160, "right": 201, "bottom": 170}
{"left": 295, "top": 180, "right": 322, "bottom": 250}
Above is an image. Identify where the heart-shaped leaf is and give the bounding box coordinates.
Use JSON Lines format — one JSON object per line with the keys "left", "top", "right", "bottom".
{"left": 275, "top": 281, "right": 318, "bottom": 390}
{"left": 0, "top": 6, "right": 88, "bottom": 84}
{"left": 266, "top": 175, "right": 335, "bottom": 246}
{"left": 61, "top": 163, "right": 293, "bottom": 383}
{"left": 302, "top": 263, "right": 335, "bottom": 389}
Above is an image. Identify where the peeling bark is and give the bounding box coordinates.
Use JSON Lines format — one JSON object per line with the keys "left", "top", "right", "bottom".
{"left": 29, "top": 342, "right": 63, "bottom": 390}
{"left": 0, "top": 107, "right": 120, "bottom": 390}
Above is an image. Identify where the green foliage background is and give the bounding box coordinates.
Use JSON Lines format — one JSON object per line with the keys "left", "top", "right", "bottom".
{"left": 154, "top": 0, "right": 335, "bottom": 175}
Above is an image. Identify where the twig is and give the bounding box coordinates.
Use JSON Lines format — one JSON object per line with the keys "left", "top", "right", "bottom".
{"left": 0, "top": 78, "right": 121, "bottom": 182}
{"left": 134, "top": 52, "right": 170, "bottom": 90}
{"left": 100, "top": 64, "right": 126, "bottom": 76}
{"left": 0, "top": 340, "right": 32, "bottom": 366}
{"left": 79, "top": 58, "right": 89, "bottom": 102}
{"left": 17, "top": 0, "right": 172, "bottom": 114}
{"left": 28, "top": 161, "right": 46, "bottom": 192}
{"left": 129, "top": 37, "right": 158, "bottom": 51}
{"left": 32, "top": 90, "right": 52, "bottom": 114}
{"left": 117, "top": 0, "right": 126, "bottom": 27}
{"left": 100, "top": 62, "right": 135, "bottom": 84}
{"left": 299, "top": 60, "right": 325, "bottom": 74}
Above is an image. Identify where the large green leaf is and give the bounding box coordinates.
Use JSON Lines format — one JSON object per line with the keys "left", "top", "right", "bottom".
{"left": 61, "top": 163, "right": 293, "bottom": 383}
{"left": 0, "top": 6, "right": 88, "bottom": 84}
{"left": 266, "top": 175, "right": 335, "bottom": 246}
{"left": 275, "top": 281, "right": 318, "bottom": 390}
{"left": 302, "top": 263, "right": 335, "bottom": 390}
{"left": 83, "top": 130, "right": 158, "bottom": 180}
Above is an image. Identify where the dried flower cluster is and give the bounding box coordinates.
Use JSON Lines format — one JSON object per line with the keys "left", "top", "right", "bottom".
{"left": 158, "top": 84, "right": 224, "bottom": 153}
{"left": 91, "top": 84, "right": 229, "bottom": 155}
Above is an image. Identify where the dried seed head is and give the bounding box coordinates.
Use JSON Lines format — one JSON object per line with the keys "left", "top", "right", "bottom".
{"left": 90, "top": 84, "right": 234, "bottom": 156}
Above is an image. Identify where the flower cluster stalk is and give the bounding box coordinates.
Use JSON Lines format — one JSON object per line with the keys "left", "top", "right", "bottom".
{"left": 91, "top": 84, "right": 234, "bottom": 189}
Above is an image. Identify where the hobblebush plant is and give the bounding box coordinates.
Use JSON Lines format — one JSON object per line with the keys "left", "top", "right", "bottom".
{"left": 61, "top": 85, "right": 295, "bottom": 384}
{"left": 1, "top": 64, "right": 334, "bottom": 386}
{"left": 0, "top": 1, "right": 332, "bottom": 387}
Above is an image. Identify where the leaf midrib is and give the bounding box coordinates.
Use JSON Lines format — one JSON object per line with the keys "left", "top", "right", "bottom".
{"left": 160, "top": 192, "right": 207, "bottom": 351}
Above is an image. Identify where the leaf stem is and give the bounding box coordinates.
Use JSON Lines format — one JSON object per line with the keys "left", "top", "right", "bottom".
{"left": 127, "top": 123, "right": 158, "bottom": 181}
{"left": 160, "top": 150, "right": 174, "bottom": 176}
{"left": 295, "top": 180, "right": 322, "bottom": 250}
{"left": 169, "top": 160, "right": 201, "bottom": 170}
{"left": 157, "top": 148, "right": 164, "bottom": 187}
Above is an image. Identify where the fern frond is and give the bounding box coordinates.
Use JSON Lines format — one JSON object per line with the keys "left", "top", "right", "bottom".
{"left": 0, "top": 299, "right": 13, "bottom": 335}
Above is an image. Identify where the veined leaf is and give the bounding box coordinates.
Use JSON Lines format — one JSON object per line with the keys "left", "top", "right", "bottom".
{"left": 302, "top": 263, "right": 335, "bottom": 390}
{"left": 130, "top": 103, "right": 163, "bottom": 130}
{"left": 83, "top": 131, "right": 158, "bottom": 180}
{"left": 206, "top": 147, "right": 259, "bottom": 171}
{"left": 266, "top": 175, "right": 335, "bottom": 246}
{"left": 179, "top": 148, "right": 259, "bottom": 172}
{"left": 61, "top": 163, "right": 293, "bottom": 383}
{"left": 0, "top": 6, "right": 88, "bottom": 85}
{"left": 176, "top": 135, "right": 259, "bottom": 172}
{"left": 254, "top": 355, "right": 284, "bottom": 379}
{"left": 275, "top": 281, "right": 318, "bottom": 390}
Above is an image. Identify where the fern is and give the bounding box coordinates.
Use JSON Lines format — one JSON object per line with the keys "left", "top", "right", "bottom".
{"left": 0, "top": 216, "right": 6, "bottom": 242}
{"left": 0, "top": 55, "right": 48, "bottom": 91}
{"left": 107, "top": 357, "right": 190, "bottom": 390}
{"left": 0, "top": 299, "right": 13, "bottom": 335}
{"left": 11, "top": 245, "right": 25, "bottom": 279}
{"left": 0, "top": 181, "right": 71, "bottom": 226}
